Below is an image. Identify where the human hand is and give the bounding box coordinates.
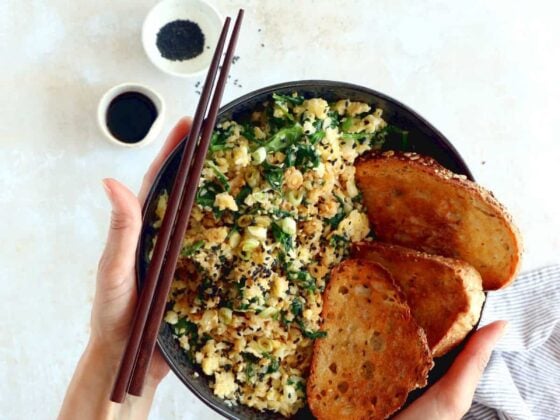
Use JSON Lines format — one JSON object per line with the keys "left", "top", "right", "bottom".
{"left": 395, "top": 320, "right": 507, "bottom": 420}
{"left": 92, "top": 116, "right": 192, "bottom": 382}
{"left": 61, "top": 116, "right": 503, "bottom": 420}
{"left": 60, "top": 117, "right": 192, "bottom": 420}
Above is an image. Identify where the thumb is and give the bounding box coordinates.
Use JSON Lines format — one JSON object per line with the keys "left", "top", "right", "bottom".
{"left": 98, "top": 178, "right": 142, "bottom": 290}
{"left": 429, "top": 320, "right": 508, "bottom": 415}
{"left": 395, "top": 320, "right": 508, "bottom": 420}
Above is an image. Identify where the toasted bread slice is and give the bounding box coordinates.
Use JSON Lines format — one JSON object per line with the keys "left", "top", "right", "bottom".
{"left": 308, "top": 259, "right": 433, "bottom": 420}
{"left": 352, "top": 241, "right": 485, "bottom": 357}
{"left": 355, "top": 151, "right": 522, "bottom": 290}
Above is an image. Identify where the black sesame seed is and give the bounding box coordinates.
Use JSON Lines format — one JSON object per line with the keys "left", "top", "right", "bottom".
{"left": 156, "top": 20, "right": 205, "bottom": 61}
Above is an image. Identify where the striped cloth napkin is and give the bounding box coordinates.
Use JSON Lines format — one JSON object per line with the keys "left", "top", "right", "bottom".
{"left": 465, "top": 265, "right": 560, "bottom": 420}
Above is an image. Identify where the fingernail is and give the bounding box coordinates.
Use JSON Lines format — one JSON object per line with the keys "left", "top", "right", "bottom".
{"left": 497, "top": 320, "right": 509, "bottom": 340}
{"left": 102, "top": 179, "right": 113, "bottom": 201}
{"left": 501, "top": 321, "right": 509, "bottom": 335}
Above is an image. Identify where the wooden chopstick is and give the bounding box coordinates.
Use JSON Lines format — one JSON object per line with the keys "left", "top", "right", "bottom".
{"left": 109, "top": 11, "right": 241, "bottom": 403}
{"left": 127, "top": 8, "right": 245, "bottom": 396}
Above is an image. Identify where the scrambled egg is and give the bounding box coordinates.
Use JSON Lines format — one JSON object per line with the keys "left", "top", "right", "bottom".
{"left": 156, "top": 93, "right": 389, "bottom": 416}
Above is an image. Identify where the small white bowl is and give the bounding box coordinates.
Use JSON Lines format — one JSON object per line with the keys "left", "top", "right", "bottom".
{"left": 97, "top": 83, "right": 165, "bottom": 148}
{"left": 142, "top": 0, "right": 223, "bottom": 77}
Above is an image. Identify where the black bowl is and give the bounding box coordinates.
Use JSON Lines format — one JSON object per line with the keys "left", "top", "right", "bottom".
{"left": 137, "top": 80, "right": 480, "bottom": 419}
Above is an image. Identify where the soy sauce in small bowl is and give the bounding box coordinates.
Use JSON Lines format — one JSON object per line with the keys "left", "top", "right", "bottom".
{"left": 98, "top": 83, "right": 165, "bottom": 148}
{"left": 107, "top": 92, "right": 158, "bottom": 143}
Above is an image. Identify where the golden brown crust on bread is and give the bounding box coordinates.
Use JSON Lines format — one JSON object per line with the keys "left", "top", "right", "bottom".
{"left": 355, "top": 151, "right": 522, "bottom": 290}
{"left": 307, "top": 260, "right": 433, "bottom": 420}
{"left": 352, "top": 241, "right": 485, "bottom": 357}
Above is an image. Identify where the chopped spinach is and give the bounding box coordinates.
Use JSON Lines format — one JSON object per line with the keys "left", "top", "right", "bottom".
{"left": 287, "top": 378, "right": 306, "bottom": 394}
{"left": 298, "top": 320, "right": 327, "bottom": 339}
{"left": 209, "top": 132, "right": 227, "bottom": 153}
{"left": 330, "top": 234, "right": 349, "bottom": 248}
{"left": 309, "top": 129, "right": 326, "bottom": 145}
{"left": 387, "top": 125, "right": 410, "bottom": 148}
{"left": 351, "top": 191, "right": 363, "bottom": 203}
{"left": 326, "top": 195, "right": 346, "bottom": 228}
{"left": 376, "top": 124, "right": 410, "bottom": 149}
{"left": 266, "top": 356, "right": 280, "bottom": 374}
{"left": 262, "top": 161, "right": 284, "bottom": 190}
{"left": 196, "top": 181, "right": 223, "bottom": 208}
{"left": 267, "top": 112, "right": 294, "bottom": 132}
{"left": 295, "top": 144, "right": 320, "bottom": 170}
{"left": 174, "top": 317, "right": 197, "bottom": 337}
{"left": 291, "top": 299, "right": 327, "bottom": 339}
{"left": 285, "top": 144, "right": 320, "bottom": 171}
{"left": 235, "top": 185, "right": 252, "bottom": 207}
{"left": 241, "top": 352, "right": 258, "bottom": 380}
{"left": 327, "top": 110, "right": 340, "bottom": 128}
{"left": 181, "top": 240, "right": 204, "bottom": 257}
{"left": 234, "top": 276, "right": 247, "bottom": 299}
{"left": 288, "top": 270, "right": 317, "bottom": 291}
{"left": 341, "top": 132, "right": 373, "bottom": 142}
{"left": 341, "top": 117, "right": 355, "bottom": 132}
{"left": 241, "top": 122, "right": 256, "bottom": 143}
{"left": 312, "top": 118, "right": 323, "bottom": 132}
{"left": 279, "top": 310, "right": 291, "bottom": 327}
{"left": 291, "top": 298, "right": 303, "bottom": 317}
{"left": 200, "top": 333, "right": 212, "bottom": 346}
{"left": 221, "top": 299, "right": 234, "bottom": 310}
{"left": 236, "top": 303, "right": 251, "bottom": 311}
{"left": 207, "top": 161, "right": 230, "bottom": 191}
{"left": 197, "top": 277, "right": 214, "bottom": 302}
{"left": 262, "top": 125, "right": 303, "bottom": 153}
{"left": 271, "top": 222, "right": 293, "bottom": 251}
{"left": 271, "top": 208, "right": 296, "bottom": 219}
{"left": 209, "top": 125, "right": 235, "bottom": 153}
{"left": 245, "top": 362, "right": 255, "bottom": 380}
{"left": 284, "top": 145, "right": 296, "bottom": 167}
{"left": 173, "top": 318, "right": 201, "bottom": 360}
{"left": 272, "top": 92, "right": 305, "bottom": 106}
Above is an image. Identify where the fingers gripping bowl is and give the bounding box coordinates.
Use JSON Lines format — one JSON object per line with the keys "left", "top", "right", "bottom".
{"left": 137, "top": 81, "right": 480, "bottom": 418}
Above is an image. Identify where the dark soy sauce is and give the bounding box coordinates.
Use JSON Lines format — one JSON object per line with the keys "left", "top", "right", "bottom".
{"left": 106, "top": 92, "right": 158, "bottom": 143}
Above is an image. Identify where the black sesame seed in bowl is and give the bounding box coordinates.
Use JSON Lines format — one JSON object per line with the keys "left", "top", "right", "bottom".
{"left": 156, "top": 19, "right": 205, "bottom": 61}
{"left": 142, "top": 0, "right": 223, "bottom": 77}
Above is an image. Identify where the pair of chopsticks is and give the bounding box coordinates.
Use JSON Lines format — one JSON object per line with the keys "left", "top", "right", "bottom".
{"left": 110, "top": 9, "right": 244, "bottom": 403}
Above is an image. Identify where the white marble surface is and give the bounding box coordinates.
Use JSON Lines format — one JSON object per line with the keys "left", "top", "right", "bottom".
{"left": 1, "top": 0, "right": 559, "bottom": 418}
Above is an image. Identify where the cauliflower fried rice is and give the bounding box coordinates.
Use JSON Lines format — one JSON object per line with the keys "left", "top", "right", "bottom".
{"left": 153, "top": 93, "right": 391, "bottom": 416}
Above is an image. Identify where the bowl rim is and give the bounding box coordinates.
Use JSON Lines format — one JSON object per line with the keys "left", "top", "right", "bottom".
{"left": 136, "top": 79, "right": 480, "bottom": 419}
